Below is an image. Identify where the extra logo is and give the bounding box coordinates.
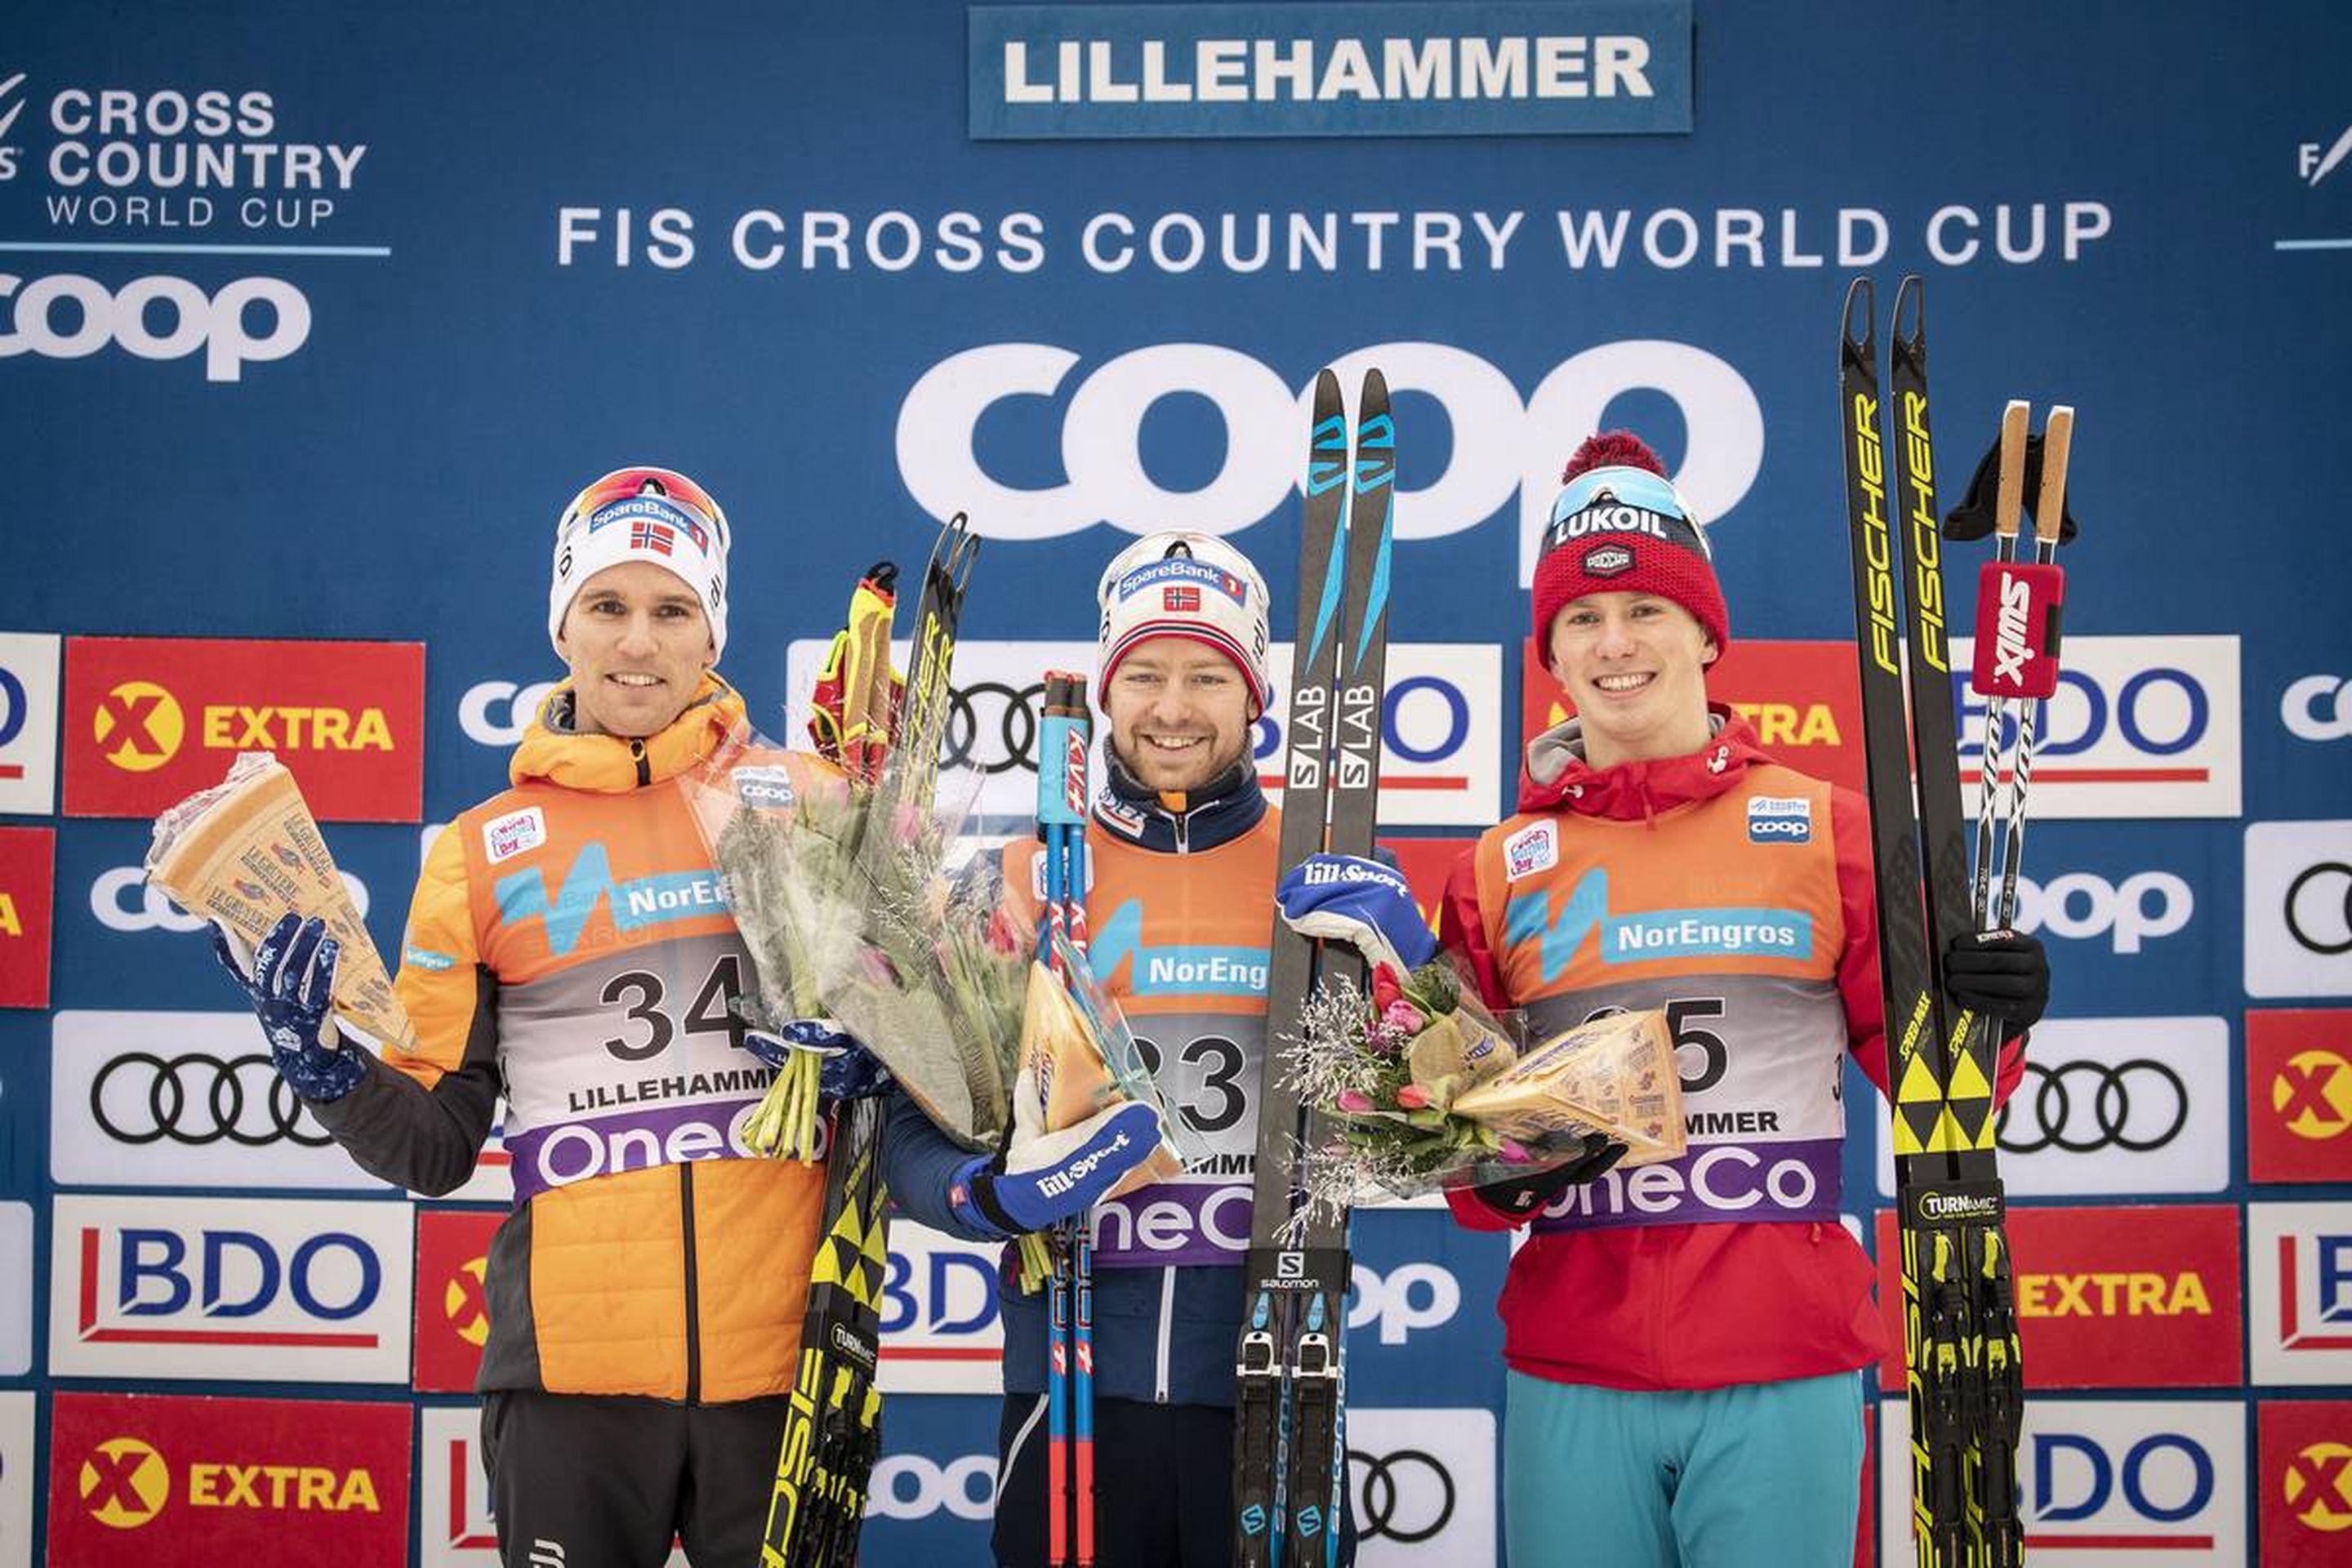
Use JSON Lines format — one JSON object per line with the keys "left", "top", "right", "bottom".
{"left": 2259, "top": 1401, "right": 2352, "bottom": 1552}
{"left": 1880, "top": 1399, "right": 2244, "bottom": 1562}
{"left": 783, "top": 637, "right": 1503, "bottom": 827}
{"left": 1744, "top": 795, "right": 1811, "bottom": 844}
{"left": 2245, "top": 821, "right": 2352, "bottom": 998}
{"left": 1873, "top": 1205, "right": 2240, "bottom": 1391}
{"left": 1881, "top": 1016, "right": 2229, "bottom": 1200}
{"left": 49, "top": 1193, "right": 412, "bottom": 1383}
{"left": 1949, "top": 633, "right": 2241, "bottom": 820}
{"left": 51, "top": 1011, "right": 391, "bottom": 1191}
{"left": 0, "top": 826, "right": 55, "bottom": 1008}
{"left": 2249, "top": 1201, "right": 2352, "bottom": 1385}
{"left": 1502, "top": 820, "right": 1556, "bottom": 881}
{"left": 894, "top": 341, "right": 1762, "bottom": 592}
{"left": 47, "top": 1391, "right": 411, "bottom": 1565}
{"left": 0, "top": 630, "right": 62, "bottom": 813}
{"left": 62, "top": 636, "right": 425, "bottom": 821}
{"left": 2248, "top": 1010, "right": 2352, "bottom": 1183}
{"left": 412, "top": 1210, "right": 501, "bottom": 1394}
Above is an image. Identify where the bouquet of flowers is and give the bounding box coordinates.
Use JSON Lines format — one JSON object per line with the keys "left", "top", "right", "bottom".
{"left": 1286, "top": 957, "right": 1687, "bottom": 1230}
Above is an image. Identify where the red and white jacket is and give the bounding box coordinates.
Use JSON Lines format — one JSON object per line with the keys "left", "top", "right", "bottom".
{"left": 1441, "top": 710, "right": 2023, "bottom": 1392}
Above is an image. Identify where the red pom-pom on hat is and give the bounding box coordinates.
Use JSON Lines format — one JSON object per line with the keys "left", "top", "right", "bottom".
{"left": 1561, "top": 430, "right": 1668, "bottom": 484}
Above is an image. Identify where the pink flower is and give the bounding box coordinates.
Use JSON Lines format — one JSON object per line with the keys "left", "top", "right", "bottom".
{"left": 1394, "top": 1084, "right": 1430, "bottom": 1110}
{"left": 1497, "top": 1138, "right": 1534, "bottom": 1165}
{"left": 1383, "top": 999, "right": 1424, "bottom": 1034}
{"left": 1335, "top": 1089, "right": 1375, "bottom": 1115}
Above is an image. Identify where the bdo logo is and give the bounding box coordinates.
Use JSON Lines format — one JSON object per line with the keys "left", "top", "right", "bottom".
{"left": 2285, "top": 1440, "right": 2352, "bottom": 1532}
{"left": 80, "top": 1436, "right": 170, "bottom": 1529}
{"left": 2277, "top": 1049, "right": 2352, "bottom": 1141}
{"left": 91, "top": 679, "right": 184, "bottom": 771}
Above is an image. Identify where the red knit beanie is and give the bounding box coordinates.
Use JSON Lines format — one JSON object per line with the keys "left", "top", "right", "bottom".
{"left": 1530, "top": 431, "right": 1728, "bottom": 667}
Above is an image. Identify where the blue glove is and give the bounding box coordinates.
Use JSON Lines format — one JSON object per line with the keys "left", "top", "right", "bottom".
{"left": 1276, "top": 853, "right": 1437, "bottom": 972}
{"left": 742, "top": 1019, "right": 894, "bottom": 1101}
{"left": 211, "top": 912, "right": 366, "bottom": 1104}
{"left": 949, "top": 1087, "right": 1164, "bottom": 1239}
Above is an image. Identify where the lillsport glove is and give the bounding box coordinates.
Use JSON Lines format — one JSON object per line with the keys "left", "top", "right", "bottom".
{"left": 1276, "top": 853, "right": 1437, "bottom": 972}
{"left": 949, "top": 1078, "right": 1163, "bottom": 1239}
{"left": 212, "top": 912, "right": 365, "bottom": 1104}
{"left": 1470, "top": 1132, "right": 1627, "bottom": 1222}
{"left": 742, "top": 1019, "right": 893, "bottom": 1101}
{"left": 1942, "top": 929, "right": 2050, "bottom": 1031}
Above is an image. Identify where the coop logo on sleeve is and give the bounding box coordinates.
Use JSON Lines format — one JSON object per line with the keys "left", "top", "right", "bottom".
{"left": 1745, "top": 795, "right": 1811, "bottom": 844}
{"left": 62, "top": 636, "right": 425, "bottom": 820}
{"left": 2247, "top": 822, "right": 2352, "bottom": 999}
{"left": 0, "top": 826, "right": 54, "bottom": 1009}
{"left": 0, "top": 631, "right": 61, "bottom": 814}
{"left": 49, "top": 1011, "right": 393, "bottom": 1191}
{"left": 1524, "top": 639, "right": 1865, "bottom": 792}
{"left": 49, "top": 1193, "right": 412, "bottom": 1383}
{"left": 968, "top": 2, "right": 1693, "bottom": 140}
{"left": 2260, "top": 1401, "right": 2352, "bottom": 1552}
{"left": 877, "top": 1220, "right": 1004, "bottom": 1396}
{"left": 1880, "top": 1399, "right": 2243, "bottom": 1561}
{"left": 1873, "top": 1205, "right": 2239, "bottom": 1390}
{"left": 0, "top": 1202, "right": 31, "bottom": 1377}
{"left": 46, "top": 1392, "right": 410, "bottom": 1566}
{"left": 1949, "top": 634, "right": 2240, "bottom": 819}
{"left": 786, "top": 638, "right": 1501, "bottom": 826}
{"left": 2250, "top": 1202, "right": 2352, "bottom": 1386}
{"left": 416, "top": 1405, "right": 499, "bottom": 1561}
{"left": 0, "top": 1390, "right": 33, "bottom": 1568}
{"left": 412, "top": 1210, "right": 501, "bottom": 1393}
{"left": 2248, "top": 1010, "right": 2352, "bottom": 1183}
{"left": 1878, "top": 1017, "right": 2229, "bottom": 1199}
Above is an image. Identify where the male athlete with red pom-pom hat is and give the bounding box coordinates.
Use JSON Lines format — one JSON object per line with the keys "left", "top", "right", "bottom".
{"left": 1285, "top": 432, "right": 2050, "bottom": 1566}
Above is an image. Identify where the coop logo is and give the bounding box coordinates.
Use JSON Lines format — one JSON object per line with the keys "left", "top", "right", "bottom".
{"left": 0, "top": 272, "right": 310, "bottom": 381}
{"left": 1949, "top": 634, "right": 2240, "bottom": 818}
{"left": 2284, "top": 675, "right": 2352, "bottom": 741}
{"left": 864, "top": 1452, "right": 996, "bottom": 1521}
{"left": 1504, "top": 867, "right": 1810, "bottom": 979}
{"left": 90, "top": 865, "right": 370, "bottom": 933}
{"left": 458, "top": 679, "right": 559, "bottom": 747}
{"left": 1348, "top": 1261, "right": 1459, "bottom": 1346}
{"left": 2252, "top": 1203, "right": 2352, "bottom": 1384}
{"left": 2301, "top": 126, "right": 2352, "bottom": 186}
{"left": 49, "top": 1194, "right": 412, "bottom": 1383}
{"left": 2010, "top": 869, "right": 2192, "bottom": 955}
{"left": 1745, "top": 795, "right": 1811, "bottom": 844}
{"left": 896, "top": 341, "right": 1762, "bottom": 587}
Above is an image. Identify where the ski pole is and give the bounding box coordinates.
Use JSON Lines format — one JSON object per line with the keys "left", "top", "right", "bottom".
{"left": 1993, "top": 406, "right": 2074, "bottom": 928}
{"left": 1971, "top": 401, "right": 2031, "bottom": 930}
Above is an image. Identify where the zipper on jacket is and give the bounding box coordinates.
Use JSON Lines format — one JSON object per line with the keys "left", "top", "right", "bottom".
{"left": 1154, "top": 1265, "right": 1177, "bottom": 1403}
{"left": 680, "top": 1160, "right": 702, "bottom": 1401}
{"left": 630, "top": 737, "right": 651, "bottom": 787}
{"left": 1172, "top": 810, "right": 1189, "bottom": 853}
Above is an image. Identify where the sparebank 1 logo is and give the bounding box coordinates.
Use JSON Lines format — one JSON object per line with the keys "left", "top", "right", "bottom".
{"left": 897, "top": 341, "right": 1764, "bottom": 586}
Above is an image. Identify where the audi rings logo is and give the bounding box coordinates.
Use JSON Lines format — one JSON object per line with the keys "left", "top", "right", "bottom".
{"left": 1998, "top": 1059, "right": 2189, "bottom": 1156}
{"left": 940, "top": 679, "right": 1050, "bottom": 776}
{"left": 90, "top": 1053, "right": 330, "bottom": 1147}
{"left": 1348, "top": 1446, "right": 1454, "bottom": 1544}
{"left": 2287, "top": 862, "right": 2352, "bottom": 956}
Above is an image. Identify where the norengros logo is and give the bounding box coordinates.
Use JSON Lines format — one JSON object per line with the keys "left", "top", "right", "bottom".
{"left": 969, "top": 2, "right": 1694, "bottom": 140}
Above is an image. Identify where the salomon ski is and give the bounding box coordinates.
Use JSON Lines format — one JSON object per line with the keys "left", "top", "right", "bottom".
{"left": 1233, "top": 368, "right": 1395, "bottom": 1567}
